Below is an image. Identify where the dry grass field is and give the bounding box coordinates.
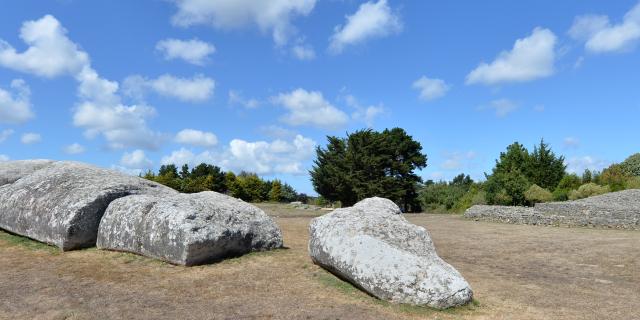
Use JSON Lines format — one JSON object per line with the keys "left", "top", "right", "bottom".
{"left": 0, "top": 204, "right": 638, "bottom": 320}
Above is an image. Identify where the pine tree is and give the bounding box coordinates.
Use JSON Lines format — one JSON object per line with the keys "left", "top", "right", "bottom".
{"left": 310, "top": 128, "right": 427, "bottom": 211}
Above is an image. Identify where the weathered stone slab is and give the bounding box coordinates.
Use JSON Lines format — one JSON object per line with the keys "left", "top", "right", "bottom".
{"left": 309, "top": 197, "right": 473, "bottom": 309}
{"left": 97, "top": 191, "right": 284, "bottom": 266}
{"left": 0, "top": 159, "right": 55, "bottom": 186}
{"left": 0, "top": 161, "right": 176, "bottom": 250}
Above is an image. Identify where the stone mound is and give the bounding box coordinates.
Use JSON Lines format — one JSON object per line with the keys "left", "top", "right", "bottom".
{"left": 465, "top": 189, "right": 640, "bottom": 229}
{"left": 309, "top": 197, "right": 473, "bottom": 309}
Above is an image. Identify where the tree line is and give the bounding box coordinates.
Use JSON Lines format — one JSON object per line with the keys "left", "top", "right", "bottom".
{"left": 420, "top": 140, "right": 640, "bottom": 212}
{"left": 142, "top": 163, "right": 307, "bottom": 203}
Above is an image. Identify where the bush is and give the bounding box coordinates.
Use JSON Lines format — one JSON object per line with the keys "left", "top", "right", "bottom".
{"left": 568, "top": 183, "right": 610, "bottom": 200}
{"left": 485, "top": 170, "right": 530, "bottom": 206}
{"left": 600, "top": 164, "right": 630, "bottom": 192}
{"left": 556, "top": 174, "right": 581, "bottom": 190}
{"left": 626, "top": 177, "right": 640, "bottom": 189}
{"left": 552, "top": 188, "right": 570, "bottom": 201}
{"left": 493, "top": 190, "right": 513, "bottom": 205}
{"left": 524, "top": 184, "right": 553, "bottom": 204}
{"left": 451, "top": 187, "right": 486, "bottom": 213}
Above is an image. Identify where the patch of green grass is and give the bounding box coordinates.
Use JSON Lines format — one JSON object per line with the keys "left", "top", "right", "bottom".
{"left": 0, "top": 230, "right": 60, "bottom": 254}
{"left": 314, "top": 270, "right": 481, "bottom": 317}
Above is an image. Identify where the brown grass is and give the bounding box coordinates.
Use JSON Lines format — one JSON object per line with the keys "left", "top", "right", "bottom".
{"left": 0, "top": 204, "right": 638, "bottom": 319}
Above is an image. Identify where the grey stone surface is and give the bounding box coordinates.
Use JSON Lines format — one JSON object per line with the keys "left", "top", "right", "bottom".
{"left": 0, "top": 159, "right": 55, "bottom": 186}
{"left": 97, "top": 191, "right": 284, "bottom": 266}
{"left": 309, "top": 197, "right": 473, "bottom": 309}
{"left": 0, "top": 161, "right": 176, "bottom": 250}
{"left": 465, "top": 189, "right": 640, "bottom": 230}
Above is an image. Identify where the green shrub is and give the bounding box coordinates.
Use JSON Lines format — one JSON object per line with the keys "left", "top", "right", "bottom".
{"left": 552, "top": 188, "right": 570, "bottom": 201}
{"left": 493, "top": 190, "right": 513, "bottom": 205}
{"left": 625, "top": 177, "right": 640, "bottom": 189}
{"left": 524, "top": 184, "right": 553, "bottom": 204}
{"left": 568, "top": 183, "right": 610, "bottom": 200}
{"left": 451, "top": 187, "right": 486, "bottom": 213}
{"left": 600, "top": 164, "right": 630, "bottom": 192}
{"left": 557, "top": 174, "right": 581, "bottom": 190}
{"left": 485, "top": 170, "right": 530, "bottom": 206}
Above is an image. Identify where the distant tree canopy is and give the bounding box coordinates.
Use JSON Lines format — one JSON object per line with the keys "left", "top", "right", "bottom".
{"left": 485, "top": 139, "right": 566, "bottom": 206}
{"left": 310, "top": 128, "right": 427, "bottom": 212}
{"left": 419, "top": 141, "right": 639, "bottom": 212}
{"left": 143, "top": 163, "right": 301, "bottom": 203}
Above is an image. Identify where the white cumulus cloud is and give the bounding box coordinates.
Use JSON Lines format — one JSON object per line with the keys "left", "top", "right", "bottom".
{"left": 344, "top": 94, "right": 384, "bottom": 127}
{"left": 272, "top": 88, "right": 349, "bottom": 130}
{"left": 162, "top": 134, "right": 316, "bottom": 175}
{"left": 412, "top": 76, "right": 450, "bottom": 101}
{"left": 120, "top": 149, "right": 153, "bottom": 169}
{"left": 0, "top": 15, "right": 89, "bottom": 78}
{"left": 466, "top": 28, "right": 557, "bottom": 85}
{"left": 21, "top": 132, "right": 41, "bottom": 144}
{"left": 175, "top": 129, "right": 218, "bottom": 148}
{"left": 0, "top": 155, "right": 9, "bottom": 162}
{"left": 565, "top": 156, "right": 611, "bottom": 174}
{"left": 156, "top": 38, "right": 215, "bottom": 65}
{"left": 170, "top": 0, "right": 316, "bottom": 46}
{"left": 329, "top": 0, "right": 402, "bottom": 54}
{"left": 0, "top": 79, "right": 34, "bottom": 124}
{"left": 1, "top": 15, "right": 163, "bottom": 150}
{"left": 569, "top": 2, "right": 640, "bottom": 53}
{"left": 123, "top": 74, "right": 215, "bottom": 103}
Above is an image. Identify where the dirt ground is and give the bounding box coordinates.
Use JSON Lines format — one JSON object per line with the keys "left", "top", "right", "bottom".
{"left": 0, "top": 205, "right": 638, "bottom": 320}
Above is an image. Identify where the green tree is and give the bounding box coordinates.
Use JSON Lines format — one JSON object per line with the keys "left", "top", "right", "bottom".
{"left": 485, "top": 142, "right": 531, "bottom": 206}
{"left": 620, "top": 153, "right": 640, "bottom": 177}
{"left": 582, "top": 169, "right": 593, "bottom": 183}
{"left": 281, "top": 183, "right": 298, "bottom": 202}
{"left": 236, "top": 172, "right": 264, "bottom": 202}
{"left": 159, "top": 164, "right": 178, "bottom": 177}
{"left": 310, "top": 128, "right": 427, "bottom": 212}
{"left": 525, "top": 139, "right": 566, "bottom": 190}
{"left": 269, "top": 180, "right": 283, "bottom": 202}
{"left": 180, "top": 164, "right": 190, "bottom": 179}
{"left": 191, "top": 163, "right": 226, "bottom": 192}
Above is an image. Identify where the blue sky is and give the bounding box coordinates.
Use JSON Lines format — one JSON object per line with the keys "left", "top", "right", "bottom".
{"left": 1, "top": 0, "right": 639, "bottom": 194}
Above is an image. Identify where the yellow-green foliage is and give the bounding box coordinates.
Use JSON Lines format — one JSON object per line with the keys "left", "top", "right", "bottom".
{"left": 568, "top": 183, "right": 610, "bottom": 200}
{"left": 599, "top": 164, "right": 629, "bottom": 191}
{"left": 524, "top": 184, "right": 553, "bottom": 203}
{"left": 626, "top": 177, "right": 640, "bottom": 189}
